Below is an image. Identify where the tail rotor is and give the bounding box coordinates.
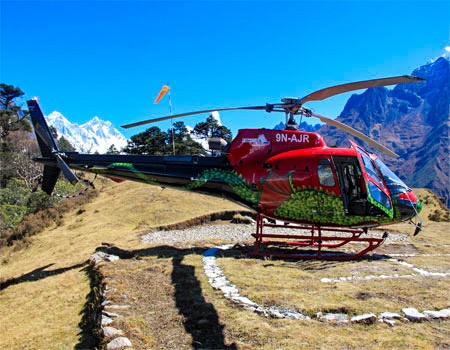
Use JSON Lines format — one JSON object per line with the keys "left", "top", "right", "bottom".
{"left": 27, "top": 99, "right": 79, "bottom": 194}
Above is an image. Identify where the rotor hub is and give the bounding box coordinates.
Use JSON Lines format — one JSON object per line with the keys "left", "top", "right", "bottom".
{"left": 281, "top": 97, "right": 300, "bottom": 104}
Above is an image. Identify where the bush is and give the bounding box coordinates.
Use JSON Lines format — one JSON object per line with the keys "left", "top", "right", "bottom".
{"left": 0, "top": 204, "right": 27, "bottom": 234}
{"left": 428, "top": 209, "right": 450, "bottom": 222}
{"left": 26, "top": 191, "right": 55, "bottom": 214}
{"left": 0, "top": 178, "right": 29, "bottom": 206}
{"left": 0, "top": 178, "right": 98, "bottom": 246}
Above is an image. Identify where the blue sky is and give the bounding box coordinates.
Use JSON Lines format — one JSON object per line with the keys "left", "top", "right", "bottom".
{"left": 1, "top": 0, "right": 449, "bottom": 139}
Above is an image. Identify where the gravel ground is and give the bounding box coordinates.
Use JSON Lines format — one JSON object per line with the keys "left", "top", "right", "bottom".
{"left": 141, "top": 223, "right": 255, "bottom": 245}
{"left": 141, "top": 222, "right": 410, "bottom": 245}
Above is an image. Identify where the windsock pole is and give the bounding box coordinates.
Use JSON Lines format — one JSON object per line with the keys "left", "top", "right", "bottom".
{"left": 168, "top": 87, "right": 175, "bottom": 155}
{"left": 154, "top": 84, "right": 175, "bottom": 155}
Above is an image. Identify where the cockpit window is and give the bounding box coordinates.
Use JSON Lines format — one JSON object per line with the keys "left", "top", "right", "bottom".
{"left": 354, "top": 145, "right": 394, "bottom": 218}
{"left": 368, "top": 180, "right": 392, "bottom": 210}
{"left": 374, "top": 158, "right": 409, "bottom": 195}
{"left": 359, "top": 152, "right": 384, "bottom": 187}
{"left": 318, "top": 158, "right": 335, "bottom": 187}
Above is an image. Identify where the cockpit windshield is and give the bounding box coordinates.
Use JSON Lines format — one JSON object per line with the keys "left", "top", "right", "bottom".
{"left": 353, "top": 143, "right": 394, "bottom": 218}
{"left": 359, "top": 151, "right": 385, "bottom": 188}
{"left": 374, "top": 158, "right": 409, "bottom": 195}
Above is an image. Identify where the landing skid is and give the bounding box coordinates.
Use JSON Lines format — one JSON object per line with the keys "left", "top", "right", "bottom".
{"left": 251, "top": 214, "right": 387, "bottom": 261}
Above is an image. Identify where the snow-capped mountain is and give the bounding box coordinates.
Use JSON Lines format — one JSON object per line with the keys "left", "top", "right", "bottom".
{"left": 46, "top": 111, "right": 128, "bottom": 153}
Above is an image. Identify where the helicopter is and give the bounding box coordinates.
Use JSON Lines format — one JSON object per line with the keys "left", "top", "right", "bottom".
{"left": 28, "top": 75, "right": 425, "bottom": 260}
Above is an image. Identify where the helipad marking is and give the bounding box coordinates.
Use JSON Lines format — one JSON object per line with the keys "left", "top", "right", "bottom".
{"left": 203, "top": 245, "right": 450, "bottom": 324}
{"left": 320, "top": 257, "right": 450, "bottom": 283}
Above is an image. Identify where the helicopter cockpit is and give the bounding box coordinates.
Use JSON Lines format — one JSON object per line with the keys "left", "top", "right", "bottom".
{"left": 348, "top": 142, "right": 421, "bottom": 222}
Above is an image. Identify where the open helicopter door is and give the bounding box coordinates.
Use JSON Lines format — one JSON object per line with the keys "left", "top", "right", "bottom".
{"left": 350, "top": 141, "right": 394, "bottom": 219}
{"left": 331, "top": 156, "right": 366, "bottom": 216}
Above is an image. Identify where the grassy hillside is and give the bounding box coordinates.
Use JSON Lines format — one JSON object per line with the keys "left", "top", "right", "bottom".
{"left": 99, "top": 188, "right": 449, "bottom": 349}
{"left": 0, "top": 183, "right": 448, "bottom": 349}
{"left": 0, "top": 181, "right": 246, "bottom": 348}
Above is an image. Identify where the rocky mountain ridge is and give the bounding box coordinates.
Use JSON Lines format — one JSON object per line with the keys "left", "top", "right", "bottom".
{"left": 320, "top": 57, "right": 449, "bottom": 205}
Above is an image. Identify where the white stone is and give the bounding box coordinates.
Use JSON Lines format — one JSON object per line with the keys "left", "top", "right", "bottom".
{"left": 402, "top": 308, "right": 427, "bottom": 322}
{"left": 383, "top": 319, "right": 396, "bottom": 327}
{"left": 106, "top": 336, "right": 132, "bottom": 349}
{"left": 220, "top": 285, "right": 239, "bottom": 297}
{"left": 438, "top": 308, "right": 450, "bottom": 317}
{"left": 105, "top": 254, "right": 120, "bottom": 262}
{"left": 351, "top": 313, "right": 377, "bottom": 324}
{"left": 379, "top": 312, "right": 402, "bottom": 319}
{"left": 319, "top": 313, "right": 348, "bottom": 323}
{"left": 101, "top": 315, "right": 114, "bottom": 326}
{"left": 231, "top": 296, "right": 258, "bottom": 307}
{"left": 103, "top": 326, "right": 124, "bottom": 338}
{"left": 284, "top": 311, "right": 310, "bottom": 320}
{"left": 267, "top": 309, "right": 285, "bottom": 319}
{"left": 90, "top": 251, "right": 120, "bottom": 264}
{"left": 423, "top": 310, "right": 450, "bottom": 319}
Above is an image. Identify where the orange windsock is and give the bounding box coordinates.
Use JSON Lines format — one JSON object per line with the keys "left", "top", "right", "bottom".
{"left": 154, "top": 85, "right": 170, "bottom": 104}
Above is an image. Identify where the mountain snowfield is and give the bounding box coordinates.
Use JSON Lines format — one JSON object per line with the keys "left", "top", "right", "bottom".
{"left": 46, "top": 110, "right": 225, "bottom": 154}
{"left": 46, "top": 111, "right": 128, "bottom": 153}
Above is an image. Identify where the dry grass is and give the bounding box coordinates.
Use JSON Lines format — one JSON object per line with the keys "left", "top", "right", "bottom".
{"left": 0, "top": 181, "right": 245, "bottom": 349}
{"left": 101, "top": 244, "right": 449, "bottom": 350}
{"left": 97, "top": 187, "right": 449, "bottom": 349}
{"left": 1, "top": 184, "right": 448, "bottom": 349}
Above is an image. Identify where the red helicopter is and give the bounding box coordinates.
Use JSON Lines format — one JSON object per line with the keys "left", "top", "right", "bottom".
{"left": 28, "top": 75, "right": 424, "bottom": 260}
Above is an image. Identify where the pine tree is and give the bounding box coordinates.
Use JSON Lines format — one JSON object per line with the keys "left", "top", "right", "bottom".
{"left": 124, "top": 126, "right": 170, "bottom": 155}
{"left": 169, "top": 121, "right": 206, "bottom": 155}
{"left": 0, "top": 84, "right": 30, "bottom": 140}
{"left": 193, "top": 114, "right": 232, "bottom": 143}
{"left": 0, "top": 84, "right": 36, "bottom": 189}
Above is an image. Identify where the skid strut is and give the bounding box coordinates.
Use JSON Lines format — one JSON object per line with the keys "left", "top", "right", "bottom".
{"left": 251, "top": 214, "right": 387, "bottom": 261}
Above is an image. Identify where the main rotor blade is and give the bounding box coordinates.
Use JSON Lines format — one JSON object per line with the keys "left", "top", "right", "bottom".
{"left": 300, "top": 75, "right": 425, "bottom": 105}
{"left": 311, "top": 112, "right": 399, "bottom": 158}
{"left": 121, "top": 105, "right": 267, "bottom": 129}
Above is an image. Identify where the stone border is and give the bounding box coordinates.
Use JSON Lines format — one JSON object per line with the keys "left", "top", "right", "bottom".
{"left": 90, "top": 251, "right": 133, "bottom": 349}
{"left": 203, "top": 245, "right": 450, "bottom": 325}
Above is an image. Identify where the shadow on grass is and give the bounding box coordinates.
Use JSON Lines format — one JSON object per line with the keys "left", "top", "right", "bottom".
{"left": 98, "top": 244, "right": 237, "bottom": 350}
{"left": 75, "top": 263, "right": 103, "bottom": 350}
{"left": 216, "top": 243, "right": 392, "bottom": 265}
{"left": 95, "top": 244, "right": 394, "bottom": 348}
{"left": 0, "top": 261, "right": 87, "bottom": 291}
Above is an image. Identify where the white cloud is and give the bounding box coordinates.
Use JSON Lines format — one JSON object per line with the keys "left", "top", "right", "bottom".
{"left": 443, "top": 45, "right": 450, "bottom": 59}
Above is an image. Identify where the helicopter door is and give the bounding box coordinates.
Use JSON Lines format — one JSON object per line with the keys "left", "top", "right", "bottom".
{"left": 351, "top": 143, "right": 394, "bottom": 218}
{"left": 332, "top": 156, "right": 366, "bottom": 215}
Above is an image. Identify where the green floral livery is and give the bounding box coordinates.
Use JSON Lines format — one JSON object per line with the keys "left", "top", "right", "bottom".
{"left": 185, "top": 168, "right": 260, "bottom": 205}
{"left": 274, "top": 187, "right": 400, "bottom": 226}
{"left": 189, "top": 168, "right": 401, "bottom": 226}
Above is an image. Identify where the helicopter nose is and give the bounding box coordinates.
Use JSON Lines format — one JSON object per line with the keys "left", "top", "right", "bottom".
{"left": 397, "top": 189, "right": 422, "bottom": 221}
{"left": 400, "top": 190, "right": 421, "bottom": 211}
